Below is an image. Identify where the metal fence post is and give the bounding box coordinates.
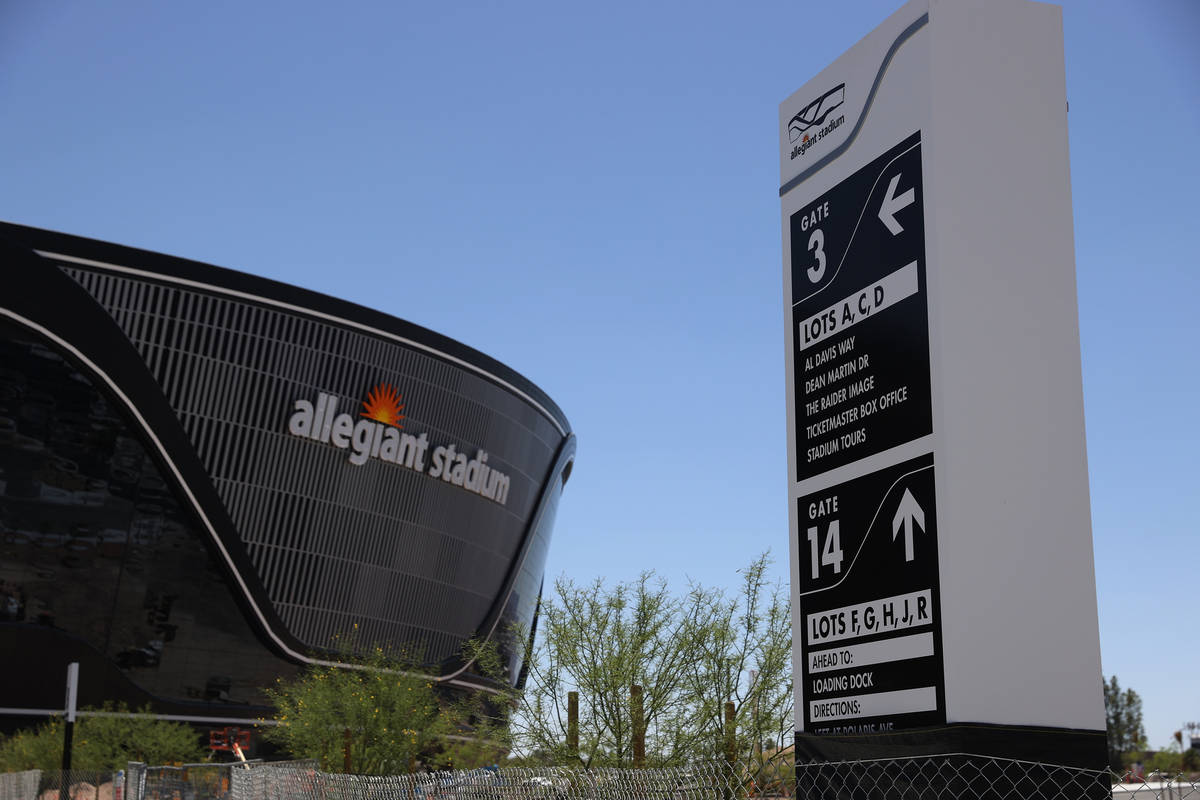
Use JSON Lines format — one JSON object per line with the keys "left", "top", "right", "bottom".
{"left": 125, "top": 762, "right": 145, "bottom": 800}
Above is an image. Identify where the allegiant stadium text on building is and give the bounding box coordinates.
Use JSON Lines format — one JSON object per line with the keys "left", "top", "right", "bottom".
{"left": 286, "top": 391, "right": 511, "bottom": 506}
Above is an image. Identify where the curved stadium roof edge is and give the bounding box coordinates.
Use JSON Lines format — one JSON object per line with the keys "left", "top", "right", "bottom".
{"left": 0, "top": 220, "right": 571, "bottom": 437}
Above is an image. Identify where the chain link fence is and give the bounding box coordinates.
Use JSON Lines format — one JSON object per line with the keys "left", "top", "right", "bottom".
{"left": 218, "top": 759, "right": 1194, "bottom": 800}
{"left": 5, "top": 759, "right": 1199, "bottom": 800}
{"left": 794, "top": 756, "right": 1111, "bottom": 799}
{"left": 0, "top": 769, "right": 117, "bottom": 800}
{"left": 788, "top": 758, "right": 1198, "bottom": 800}
{"left": 227, "top": 762, "right": 745, "bottom": 800}
{"left": 0, "top": 772, "right": 40, "bottom": 800}
{"left": 126, "top": 760, "right": 318, "bottom": 800}
{"left": 127, "top": 761, "right": 236, "bottom": 800}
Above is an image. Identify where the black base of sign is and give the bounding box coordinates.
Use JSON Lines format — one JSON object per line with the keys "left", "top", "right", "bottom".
{"left": 795, "top": 723, "right": 1108, "bottom": 798}
{"left": 796, "top": 721, "right": 1107, "bottom": 767}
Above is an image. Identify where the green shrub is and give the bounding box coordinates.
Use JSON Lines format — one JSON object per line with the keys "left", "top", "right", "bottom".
{"left": 0, "top": 704, "right": 205, "bottom": 771}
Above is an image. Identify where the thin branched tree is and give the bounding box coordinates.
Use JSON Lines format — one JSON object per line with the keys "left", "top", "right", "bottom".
{"left": 511, "top": 553, "right": 792, "bottom": 767}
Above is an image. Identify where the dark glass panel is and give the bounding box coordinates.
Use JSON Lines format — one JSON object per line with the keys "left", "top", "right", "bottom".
{"left": 0, "top": 321, "right": 297, "bottom": 708}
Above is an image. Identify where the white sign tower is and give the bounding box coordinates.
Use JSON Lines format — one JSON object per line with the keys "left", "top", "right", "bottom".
{"left": 780, "top": 0, "right": 1106, "bottom": 781}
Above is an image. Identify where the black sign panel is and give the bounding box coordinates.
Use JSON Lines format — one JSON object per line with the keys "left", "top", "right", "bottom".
{"left": 798, "top": 453, "right": 944, "bottom": 734}
{"left": 791, "top": 132, "right": 932, "bottom": 481}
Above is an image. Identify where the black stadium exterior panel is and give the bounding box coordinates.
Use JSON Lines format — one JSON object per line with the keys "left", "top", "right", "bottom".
{"left": 0, "top": 222, "right": 574, "bottom": 726}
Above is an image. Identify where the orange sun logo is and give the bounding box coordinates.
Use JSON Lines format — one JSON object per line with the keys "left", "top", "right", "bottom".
{"left": 360, "top": 383, "right": 405, "bottom": 428}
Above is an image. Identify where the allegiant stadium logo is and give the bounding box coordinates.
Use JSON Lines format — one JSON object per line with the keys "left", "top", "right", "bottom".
{"left": 286, "top": 383, "right": 511, "bottom": 506}
{"left": 788, "top": 83, "right": 846, "bottom": 161}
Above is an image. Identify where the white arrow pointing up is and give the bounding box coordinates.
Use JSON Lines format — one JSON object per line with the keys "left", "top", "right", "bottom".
{"left": 878, "top": 173, "right": 915, "bottom": 235}
{"left": 891, "top": 487, "right": 925, "bottom": 562}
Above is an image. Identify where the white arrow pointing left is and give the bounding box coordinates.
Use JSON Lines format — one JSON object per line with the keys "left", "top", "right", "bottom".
{"left": 878, "top": 173, "right": 915, "bottom": 235}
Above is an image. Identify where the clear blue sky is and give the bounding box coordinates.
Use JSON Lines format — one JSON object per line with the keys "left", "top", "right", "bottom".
{"left": 2, "top": 0, "right": 1196, "bottom": 749}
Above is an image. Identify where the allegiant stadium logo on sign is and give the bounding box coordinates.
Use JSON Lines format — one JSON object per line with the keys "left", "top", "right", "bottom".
{"left": 788, "top": 83, "right": 846, "bottom": 160}
{"left": 286, "top": 383, "right": 511, "bottom": 506}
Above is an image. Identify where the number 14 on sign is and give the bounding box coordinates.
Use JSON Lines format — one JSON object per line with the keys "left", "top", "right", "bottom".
{"left": 807, "top": 521, "right": 843, "bottom": 578}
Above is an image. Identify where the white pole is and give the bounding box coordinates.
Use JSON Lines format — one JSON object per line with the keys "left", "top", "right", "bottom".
{"left": 60, "top": 662, "right": 80, "bottom": 800}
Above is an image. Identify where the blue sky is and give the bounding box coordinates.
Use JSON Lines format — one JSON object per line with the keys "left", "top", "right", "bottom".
{"left": 2, "top": 0, "right": 1196, "bottom": 749}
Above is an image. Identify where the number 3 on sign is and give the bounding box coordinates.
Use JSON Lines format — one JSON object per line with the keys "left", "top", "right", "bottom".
{"left": 807, "top": 229, "right": 826, "bottom": 283}
{"left": 807, "top": 521, "right": 844, "bottom": 578}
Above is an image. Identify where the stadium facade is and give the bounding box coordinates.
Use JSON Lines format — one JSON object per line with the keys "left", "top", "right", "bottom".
{"left": 0, "top": 222, "right": 574, "bottom": 729}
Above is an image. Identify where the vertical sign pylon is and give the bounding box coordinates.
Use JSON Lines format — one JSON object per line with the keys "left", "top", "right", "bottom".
{"left": 780, "top": 0, "right": 1106, "bottom": 783}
